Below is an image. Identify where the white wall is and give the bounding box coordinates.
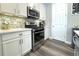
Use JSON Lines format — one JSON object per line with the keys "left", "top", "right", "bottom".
{"left": 43, "top": 3, "right": 79, "bottom": 44}
{"left": 44, "top": 3, "right": 52, "bottom": 39}
{"left": 67, "top": 3, "right": 79, "bottom": 43}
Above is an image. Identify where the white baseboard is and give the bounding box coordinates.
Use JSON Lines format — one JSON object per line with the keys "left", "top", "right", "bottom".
{"left": 48, "top": 36, "right": 53, "bottom": 39}
{"left": 65, "top": 41, "right": 71, "bottom": 45}
{"left": 49, "top": 36, "right": 64, "bottom": 42}
{"left": 49, "top": 36, "right": 71, "bottom": 45}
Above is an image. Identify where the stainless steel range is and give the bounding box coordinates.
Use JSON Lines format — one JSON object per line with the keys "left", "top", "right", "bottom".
{"left": 25, "top": 23, "right": 44, "bottom": 51}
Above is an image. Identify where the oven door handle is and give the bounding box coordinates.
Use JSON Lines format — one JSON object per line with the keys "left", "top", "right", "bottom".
{"left": 34, "top": 31, "right": 44, "bottom": 34}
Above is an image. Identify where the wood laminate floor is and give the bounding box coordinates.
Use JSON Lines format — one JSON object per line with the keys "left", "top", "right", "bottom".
{"left": 27, "top": 39, "right": 74, "bottom": 56}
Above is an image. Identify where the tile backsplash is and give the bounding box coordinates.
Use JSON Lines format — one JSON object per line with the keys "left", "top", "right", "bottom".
{"left": 0, "top": 15, "right": 25, "bottom": 30}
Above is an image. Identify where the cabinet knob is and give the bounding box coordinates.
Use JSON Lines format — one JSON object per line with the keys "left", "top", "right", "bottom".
{"left": 19, "top": 33, "right": 22, "bottom": 36}
{"left": 19, "top": 40, "right": 21, "bottom": 44}
{"left": 22, "top": 40, "right": 23, "bottom": 44}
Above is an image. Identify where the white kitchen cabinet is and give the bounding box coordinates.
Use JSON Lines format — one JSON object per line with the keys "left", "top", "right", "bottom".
{"left": 34, "top": 4, "right": 46, "bottom": 20}
{"left": 18, "top": 3, "right": 28, "bottom": 17}
{"left": 39, "top": 4, "right": 46, "bottom": 20}
{"left": 21, "top": 35, "right": 31, "bottom": 55}
{"left": 0, "top": 3, "right": 17, "bottom": 14}
{"left": 0, "top": 3, "right": 28, "bottom": 17}
{"left": 1, "top": 30, "right": 32, "bottom": 56}
{"left": 0, "top": 45, "right": 2, "bottom": 56}
{"left": 34, "top": 4, "right": 40, "bottom": 11}
{"left": 0, "top": 35, "right": 2, "bottom": 56}
{"left": 3, "top": 38, "right": 21, "bottom": 56}
{"left": 28, "top": 3, "right": 35, "bottom": 8}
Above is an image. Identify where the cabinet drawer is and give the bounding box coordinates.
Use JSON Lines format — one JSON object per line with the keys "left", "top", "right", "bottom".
{"left": 23, "top": 35, "right": 31, "bottom": 38}
{"left": 21, "top": 31, "right": 31, "bottom": 36}
{"left": 2, "top": 32, "right": 20, "bottom": 41}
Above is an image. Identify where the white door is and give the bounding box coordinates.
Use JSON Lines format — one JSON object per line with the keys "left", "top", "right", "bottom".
{"left": 3, "top": 38, "right": 21, "bottom": 56}
{"left": 52, "top": 3, "right": 67, "bottom": 42}
{"left": 22, "top": 35, "right": 31, "bottom": 55}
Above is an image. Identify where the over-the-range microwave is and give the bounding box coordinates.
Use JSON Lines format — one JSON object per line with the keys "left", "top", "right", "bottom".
{"left": 27, "top": 6, "right": 40, "bottom": 19}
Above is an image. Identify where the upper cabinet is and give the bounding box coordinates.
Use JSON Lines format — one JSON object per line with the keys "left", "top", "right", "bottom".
{"left": 0, "top": 3, "right": 28, "bottom": 17}
{"left": 34, "top": 4, "right": 46, "bottom": 20}
{"left": 28, "top": 3, "right": 35, "bottom": 8}
{"left": 0, "top": 3, "right": 17, "bottom": 14}
{"left": 39, "top": 4, "right": 46, "bottom": 20}
{"left": 21, "top": 35, "right": 31, "bottom": 55}
{"left": 0, "top": 3, "right": 46, "bottom": 19}
{"left": 18, "top": 3, "right": 28, "bottom": 17}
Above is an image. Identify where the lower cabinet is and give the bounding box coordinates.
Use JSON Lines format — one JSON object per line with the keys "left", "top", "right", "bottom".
{"left": 21, "top": 35, "right": 31, "bottom": 55}
{"left": 0, "top": 45, "right": 2, "bottom": 56}
{"left": 0, "top": 35, "right": 2, "bottom": 56}
{"left": 3, "top": 38, "right": 21, "bottom": 56}
{"left": 1, "top": 30, "right": 31, "bottom": 56}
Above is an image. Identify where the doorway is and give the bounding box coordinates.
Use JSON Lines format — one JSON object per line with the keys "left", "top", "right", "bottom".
{"left": 51, "top": 3, "right": 67, "bottom": 42}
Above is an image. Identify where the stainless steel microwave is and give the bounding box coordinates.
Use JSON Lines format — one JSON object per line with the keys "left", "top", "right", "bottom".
{"left": 27, "top": 6, "right": 40, "bottom": 19}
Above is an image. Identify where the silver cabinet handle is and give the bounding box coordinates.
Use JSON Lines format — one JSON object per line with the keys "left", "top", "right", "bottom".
{"left": 19, "top": 33, "right": 22, "bottom": 36}
{"left": 22, "top": 40, "right": 23, "bottom": 44}
{"left": 19, "top": 40, "right": 21, "bottom": 44}
{"left": 19, "top": 39, "right": 23, "bottom": 44}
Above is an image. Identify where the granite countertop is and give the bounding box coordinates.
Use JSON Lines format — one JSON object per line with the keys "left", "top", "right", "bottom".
{"left": 74, "top": 30, "right": 79, "bottom": 36}
{"left": 0, "top": 28, "right": 32, "bottom": 34}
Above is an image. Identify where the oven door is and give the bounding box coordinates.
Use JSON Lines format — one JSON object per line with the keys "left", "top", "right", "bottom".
{"left": 34, "top": 30, "right": 44, "bottom": 44}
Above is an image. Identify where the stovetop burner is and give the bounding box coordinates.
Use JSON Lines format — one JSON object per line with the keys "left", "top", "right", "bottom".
{"left": 25, "top": 25, "right": 44, "bottom": 31}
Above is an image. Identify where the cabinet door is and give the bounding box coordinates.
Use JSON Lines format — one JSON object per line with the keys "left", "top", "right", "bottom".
{"left": 34, "top": 4, "right": 46, "bottom": 20}
{"left": 22, "top": 35, "right": 31, "bottom": 55}
{"left": 0, "top": 3, "right": 17, "bottom": 14}
{"left": 39, "top": 4, "right": 46, "bottom": 20}
{"left": 34, "top": 3, "right": 40, "bottom": 11}
{"left": 0, "top": 35, "right": 2, "bottom": 56}
{"left": 3, "top": 38, "right": 21, "bottom": 56}
{"left": 0, "top": 45, "right": 2, "bottom": 56}
{"left": 18, "top": 3, "right": 28, "bottom": 17}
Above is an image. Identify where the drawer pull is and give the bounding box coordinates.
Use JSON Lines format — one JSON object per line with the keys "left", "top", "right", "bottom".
{"left": 19, "top": 40, "right": 21, "bottom": 44}
{"left": 22, "top": 40, "right": 23, "bottom": 44}
{"left": 19, "top": 33, "right": 22, "bottom": 36}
